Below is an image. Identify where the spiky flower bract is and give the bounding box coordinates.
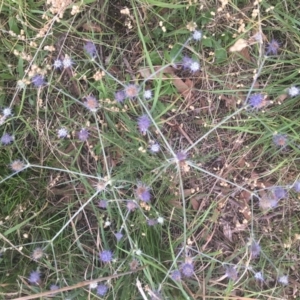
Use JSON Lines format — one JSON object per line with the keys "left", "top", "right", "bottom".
{"left": 266, "top": 39, "right": 280, "bottom": 55}
{"left": 249, "top": 241, "right": 261, "bottom": 259}
{"left": 10, "top": 160, "right": 25, "bottom": 172}
{"left": 272, "top": 186, "right": 287, "bottom": 200}
{"left": 180, "top": 262, "right": 194, "bottom": 277}
{"left": 182, "top": 56, "right": 193, "bottom": 69}
{"left": 98, "top": 199, "right": 108, "bottom": 209}
{"left": 83, "top": 95, "right": 99, "bottom": 112}
{"left": 124, "top": 84, "right": 139, "bottom": 99}
{"left": 248, "top": 93, "right": 264, "bottom": 109}
{"left": 171, "top": 270, "right": 181, "bottom": 281}
{"left": 114, "top": 231, "right": 123, "bottom": 241}
{"left": 84, "top": 41, "right": 97, "bottom": 57}
{"left": 273, "top": 134, "right": 288, "bottom": 147}
{"left": 176, "top": 151, "right": 187, "bottom": 161}
{"left": 225, "top": 265, "right": 238, "bottom": 281}
{"left": 137, "top": 114, "right": 151, "bottom": 135}
{"left": 28, "top": 270, "right": 41, "bottom": 284}
{"left": 147, "top": 219, "right": 158, "bottom": 226}
{"left": 31, "top": 75, "right": 46, "bottom": 87}
{"left": 115, "top": 90, "right": 126, "bottom": 103}
{"left": 31, "top": 247, "right": 44, "bottom": 261}
{"left": 99, "top": 250, "right": 113, "bottom": 263}
{"left": 126, "top": 200, "right": 138, "bottom": 211}
{"left": 97, "top": 284, "right": 108, "bottom": 296}
{"left": 78, "top": 128, "right": 89, "bottom": 141}
{"left": 288, "top": 86, "right": 300, "bottom": 97}
{"left": 1, "top": 133, "right": 14, "bottom": 145}
{"left": 136, "top": 182, "right": 151, "bottom": 202}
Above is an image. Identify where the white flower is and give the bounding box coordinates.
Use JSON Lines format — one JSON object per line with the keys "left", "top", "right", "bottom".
{"left": 57, "top": 128, "right": 68, "bottom": 138}
{"left": 189, "top": 61, "right": 200, "bottom": 72}
{"left": 254, "top": 272, "right": 264, "bottom": 281}
{"left": 157, "top": 216, "right": 164, "bottom": 224}
{"left": 150, "top": 143, "right": 160, "bottom": 153}
{"left": 2, "top": 107, "right": 12, "bottom": 117}
{"left": 278, "top": 275, "right": 288, "bottom": 285}
{"left": 144, "top": 90, "right": 152, "bottom": 99}
{"left": 53, "top": 59, "right": 62, "bottom": 69}
{"left": 288, "top": 86, "right": 300, "bottom": 97}
{"left": 63, "top": 55, "right": 74, "bottom": 68}
{"left": 89, "top": 282, "right": 98, "bottom": 289}
{"left": 135, "top": 249, "right": 142, "bottom": 256}
{"left": 192, "top": 30, "right": 202, "bottom": 41}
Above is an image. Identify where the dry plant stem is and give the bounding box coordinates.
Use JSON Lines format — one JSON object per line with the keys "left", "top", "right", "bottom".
{"left": 14, "top": 267, "right": 146, "bottom": 300}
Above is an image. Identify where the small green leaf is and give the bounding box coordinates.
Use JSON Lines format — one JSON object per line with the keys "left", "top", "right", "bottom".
{"left": 215, "top": 48, "right": 227, "bottom": 63}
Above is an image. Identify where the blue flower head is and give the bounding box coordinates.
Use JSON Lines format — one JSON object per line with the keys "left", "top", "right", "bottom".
{"left": 137, "top": 114, "right": 151, "bottom": 135}
{"left": 182, "top": 56, "right": 193, "bottom": 69}
{"left": 99, "top": 250, "right": 113, "bottom": 263}
{"left": 180, "top": 262, "right": 194, "bottom": 277}
{"left": 84, "top": 41, "right": 97, "bottom": 57}
{"left": 136, "top": 182, "right": 151, "bottom": 202}
{"left": 176, "top": 151, "right": 188, "bottom": 161}
{"left": 272, "top": 186, "right": 287, "bottom": 200}
{"left": 31, "top": 75, "right": 46, "bottom": 88}
{"left": 266, "top": 39, "right": 280, "bottom": 55}
{"left": 97, "top": 283, "right": 108, "bottom": 296}
{"left": 225, "top": 265, "right": 238, "bottom": 281}
{"left": 1, "top": 133, "right": 14, "bottom": 145}
{"left": 114, "top": 231, "right": 123, "bottom": 241}
{"left": 171, "top": 269, "right": 181, "bottom": 281}
{"left": 124, "top": 84, "right": 139, "bottom": 99}
{"left": 83, "top": 95, "right": 99, "bottom": 112}
{"left": 248, "top": 93, "right": 265, "bottom": 109}
{"left": 115, "top": 90, "right": 126, "bottom": 103}
{"left": 249, "top": 241, "right": 261, "bottom": 259}
{"left": 28, "top": 270, "right": 41, "bottom": 284}
{"left": 78, "top": 128, "right": 89, "bottom": 141}
{"left": 147, "top": 219, "right": 158, "bottom": 226}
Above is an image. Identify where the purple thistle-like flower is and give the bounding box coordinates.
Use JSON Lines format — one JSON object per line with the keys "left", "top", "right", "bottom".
{"left": 126, "top": 200, "right": 138, "bottom": 211}
{"left": 266, "top": 39, "right": 280, "bottom": 55}
{"left": 293, "top": 181, "right": 300, "bottom": 192}
{"left": 28, "top": 271, "right": 41, "bottom": 284}
{"left": 115, "top": 90, "right": 126, "bottom": 103}
{"left": 273, "top": 134, "right": 288, "bottom": 147}
{"left": 83, "top": 95, "right": 99, "bottom": 112}
{"left": 171, "top": 269, "right": 181, "bottom": 281}
{"left": 192, "top": 30, "right": 202, "bottom": 41}
{"left": 137, "top": 114, "right": 151, "bottom": 135}
{"left": 49, "top": 284, "right": 59, "bottom": 294}
{"left": 84, "top": 41, "right": 97, "bottom": 57}
{"left": 99, "top": 250, "right": 113, "bottom": 263}
{"left": 124, "top": 84, "right": 139, "bottom": 99}
{"left": 225, "top": 265, "right": 238, "bottom": 281}
{"left": 176, "top": 151, "right": 187, "bottom": 161}
{"left": 31, "top": 75, "right": 46, "bottom": 88}
{"left": 150, "top": 142, "right": 160, "bottom": 153}
{"left": 272, "top": 186, "right": 287, "bottom": 200}
{"left": 259, "top": 195, "right": 278, "bottom": 210}
{"left": 249, "top": 241, "right": 261, "bottom": 259}
{"left": 182, "top": 56, "right": 193, "bottom": 69}
{"left": 248, "top": 93, "right": 264, "bottom": 109}
{"left": 1, "top": 133, "right": 14, "bottom": 145}
{"left": 62, "top": 56, "right": 74, "bottom": 68}
{"left": 114, "top": 231, "right": 123, "bottom": 241}
{"left": 31, "top": 247, "right": 44, "bottom": 261}
{"left": 288, "top": 86, "right": 300, "bottom": 97}
{"left": 254, "top": 271, "right": 264, "bottom": 281}
{"left": 78, "top": 128, "right": 89, "bottom": 141}
{"left": 57, "top": 128, "right": 68, "bottom": 138}
{"left": 147, "top": 219, "right": 158, "bottom": 226}
{"left": 180, "top": 263, "right": 194, "bottom": 277}
{"left": 97, "top": 283, "right": 108, "bottom": 296}
{"left": 136, "top": 182, "right": 151, "bottom": 202}
{"left": 189, "top": 61, "right": 200, "bottom": 72}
